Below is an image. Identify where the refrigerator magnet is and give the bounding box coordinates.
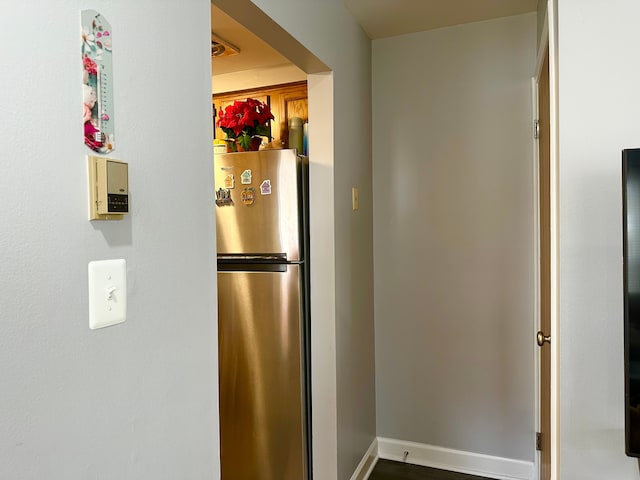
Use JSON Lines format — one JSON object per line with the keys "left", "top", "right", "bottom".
{"left": 260, "top": 180, "right": 272, "bottom": 195}
{"left": 241, "top": 169, "right": 252, "bottom": 185}
{"left": 241, "top": 188, "right": 255, "bottom": 206}
{"left": 215, "top": 188, "right": 233, "bottom": 206}
{"left": 224, "top": 174, "right": 235, "bottom": 189}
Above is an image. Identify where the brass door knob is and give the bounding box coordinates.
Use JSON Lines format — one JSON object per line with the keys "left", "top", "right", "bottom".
{"left": 537, "top": 331, "right": 551, "bottom": 347}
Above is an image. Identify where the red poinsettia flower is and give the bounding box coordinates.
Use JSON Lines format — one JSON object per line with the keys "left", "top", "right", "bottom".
{"left": 217, "top": 98, "right": 274, "bottom": 149}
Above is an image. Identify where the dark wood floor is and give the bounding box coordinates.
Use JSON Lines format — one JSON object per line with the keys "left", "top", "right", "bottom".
{"left": 369, "top": 459, "right": 497, "bottom": 480}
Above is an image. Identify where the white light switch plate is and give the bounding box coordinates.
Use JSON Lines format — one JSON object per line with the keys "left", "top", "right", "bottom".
{"left": 88, "top": 259, "right": 127, "bottom": 330}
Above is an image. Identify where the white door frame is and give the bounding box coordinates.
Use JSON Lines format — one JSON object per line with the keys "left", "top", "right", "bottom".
{"left": 530, "top": 57, "right": 542, "bottom": 480}
{"left": 547, "top": 1, "right": 560, "bottom": 478}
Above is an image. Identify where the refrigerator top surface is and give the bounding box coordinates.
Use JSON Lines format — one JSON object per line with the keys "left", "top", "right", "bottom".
{"left": 214, "top": 149, "right": 305, "bottom": 261}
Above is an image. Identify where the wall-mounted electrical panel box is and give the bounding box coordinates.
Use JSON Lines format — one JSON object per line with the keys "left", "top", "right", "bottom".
{"left": 88, "top": 156, "right": 129, "bottom": 220}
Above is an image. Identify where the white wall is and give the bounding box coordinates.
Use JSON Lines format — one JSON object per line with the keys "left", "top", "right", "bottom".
{"left": 557, "top": 0, "right": 640, "bottom": 478}
{"left": 373, "top": 13, "right": 537, "bottom": 462}
{"left": 246, "top": 1, "right": 376, "bottom": 479}
{"left": 0, "top": 1, "right": 218, "bottom": 478}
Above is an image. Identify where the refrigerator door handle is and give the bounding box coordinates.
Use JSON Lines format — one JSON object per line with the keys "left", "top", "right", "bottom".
{"left": 217, "top": 262, "right": 288, "bottom": 273}
{"left": 217, "top": 253, "right": 287, "bottom": 262}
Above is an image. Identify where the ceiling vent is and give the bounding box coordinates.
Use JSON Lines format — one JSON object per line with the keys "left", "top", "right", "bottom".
{"left": 211, "top": 33, "right": 240, "bottom": 59}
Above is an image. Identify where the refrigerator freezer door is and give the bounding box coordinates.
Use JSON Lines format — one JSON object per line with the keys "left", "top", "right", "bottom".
{"left": 218, "top": 265, "right": 306, "bottom": 480}
{"left": 215, "top": 149, "right": 303, "bottom": 261}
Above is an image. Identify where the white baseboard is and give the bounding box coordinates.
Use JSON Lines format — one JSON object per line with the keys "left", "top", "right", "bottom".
{"left": 349, "top": 437, "right": 379, "bottom": 480}
{"left": 377, "top": 437, "right": 534, "bottom": 480}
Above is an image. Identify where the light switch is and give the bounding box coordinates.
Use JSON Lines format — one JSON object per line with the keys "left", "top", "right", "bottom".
{"left": 88, "top": 259, "right": 127, "bottom": 329}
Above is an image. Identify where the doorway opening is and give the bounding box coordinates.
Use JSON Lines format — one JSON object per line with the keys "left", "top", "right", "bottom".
{"left": 209, "top": 1, "right": 337, "bottom": 478}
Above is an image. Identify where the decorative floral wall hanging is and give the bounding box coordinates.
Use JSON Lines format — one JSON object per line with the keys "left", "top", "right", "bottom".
{"left": 81, "top": 10, "right": 115, "bottom": 153}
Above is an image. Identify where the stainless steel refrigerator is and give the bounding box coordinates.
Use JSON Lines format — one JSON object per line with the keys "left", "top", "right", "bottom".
{"left": 215, "top": 149, "right": 310, "bottom": 480}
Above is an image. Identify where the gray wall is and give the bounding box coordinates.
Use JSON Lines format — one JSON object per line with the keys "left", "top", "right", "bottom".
{"left": 0, "top": 0, "right": 218, "bottom": 479}
{"left": 247, "top": 1, "right": 376, "bottom": 479}
{"left": 537, "top": 0, "right": 548, "bottom": 49}
{"left": 557, "top": 0, "right": 640, "bottom": 478}
{"left": 372, "top": 13, "right": 537, "bottom": 461}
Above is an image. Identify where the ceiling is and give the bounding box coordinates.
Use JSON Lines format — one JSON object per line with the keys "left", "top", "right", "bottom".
{"left": 210, "top": 4, "right": 292, "bottom": 76}
{"left": 211, "top": 0, "right": 539, "bottom": 74}
{"left": 343, "top": 0, "right": 539, "bottom": 39}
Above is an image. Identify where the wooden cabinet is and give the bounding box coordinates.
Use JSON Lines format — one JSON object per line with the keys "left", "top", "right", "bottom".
{"left": 213, "top": 81, "right": 307, "bottom": 149}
